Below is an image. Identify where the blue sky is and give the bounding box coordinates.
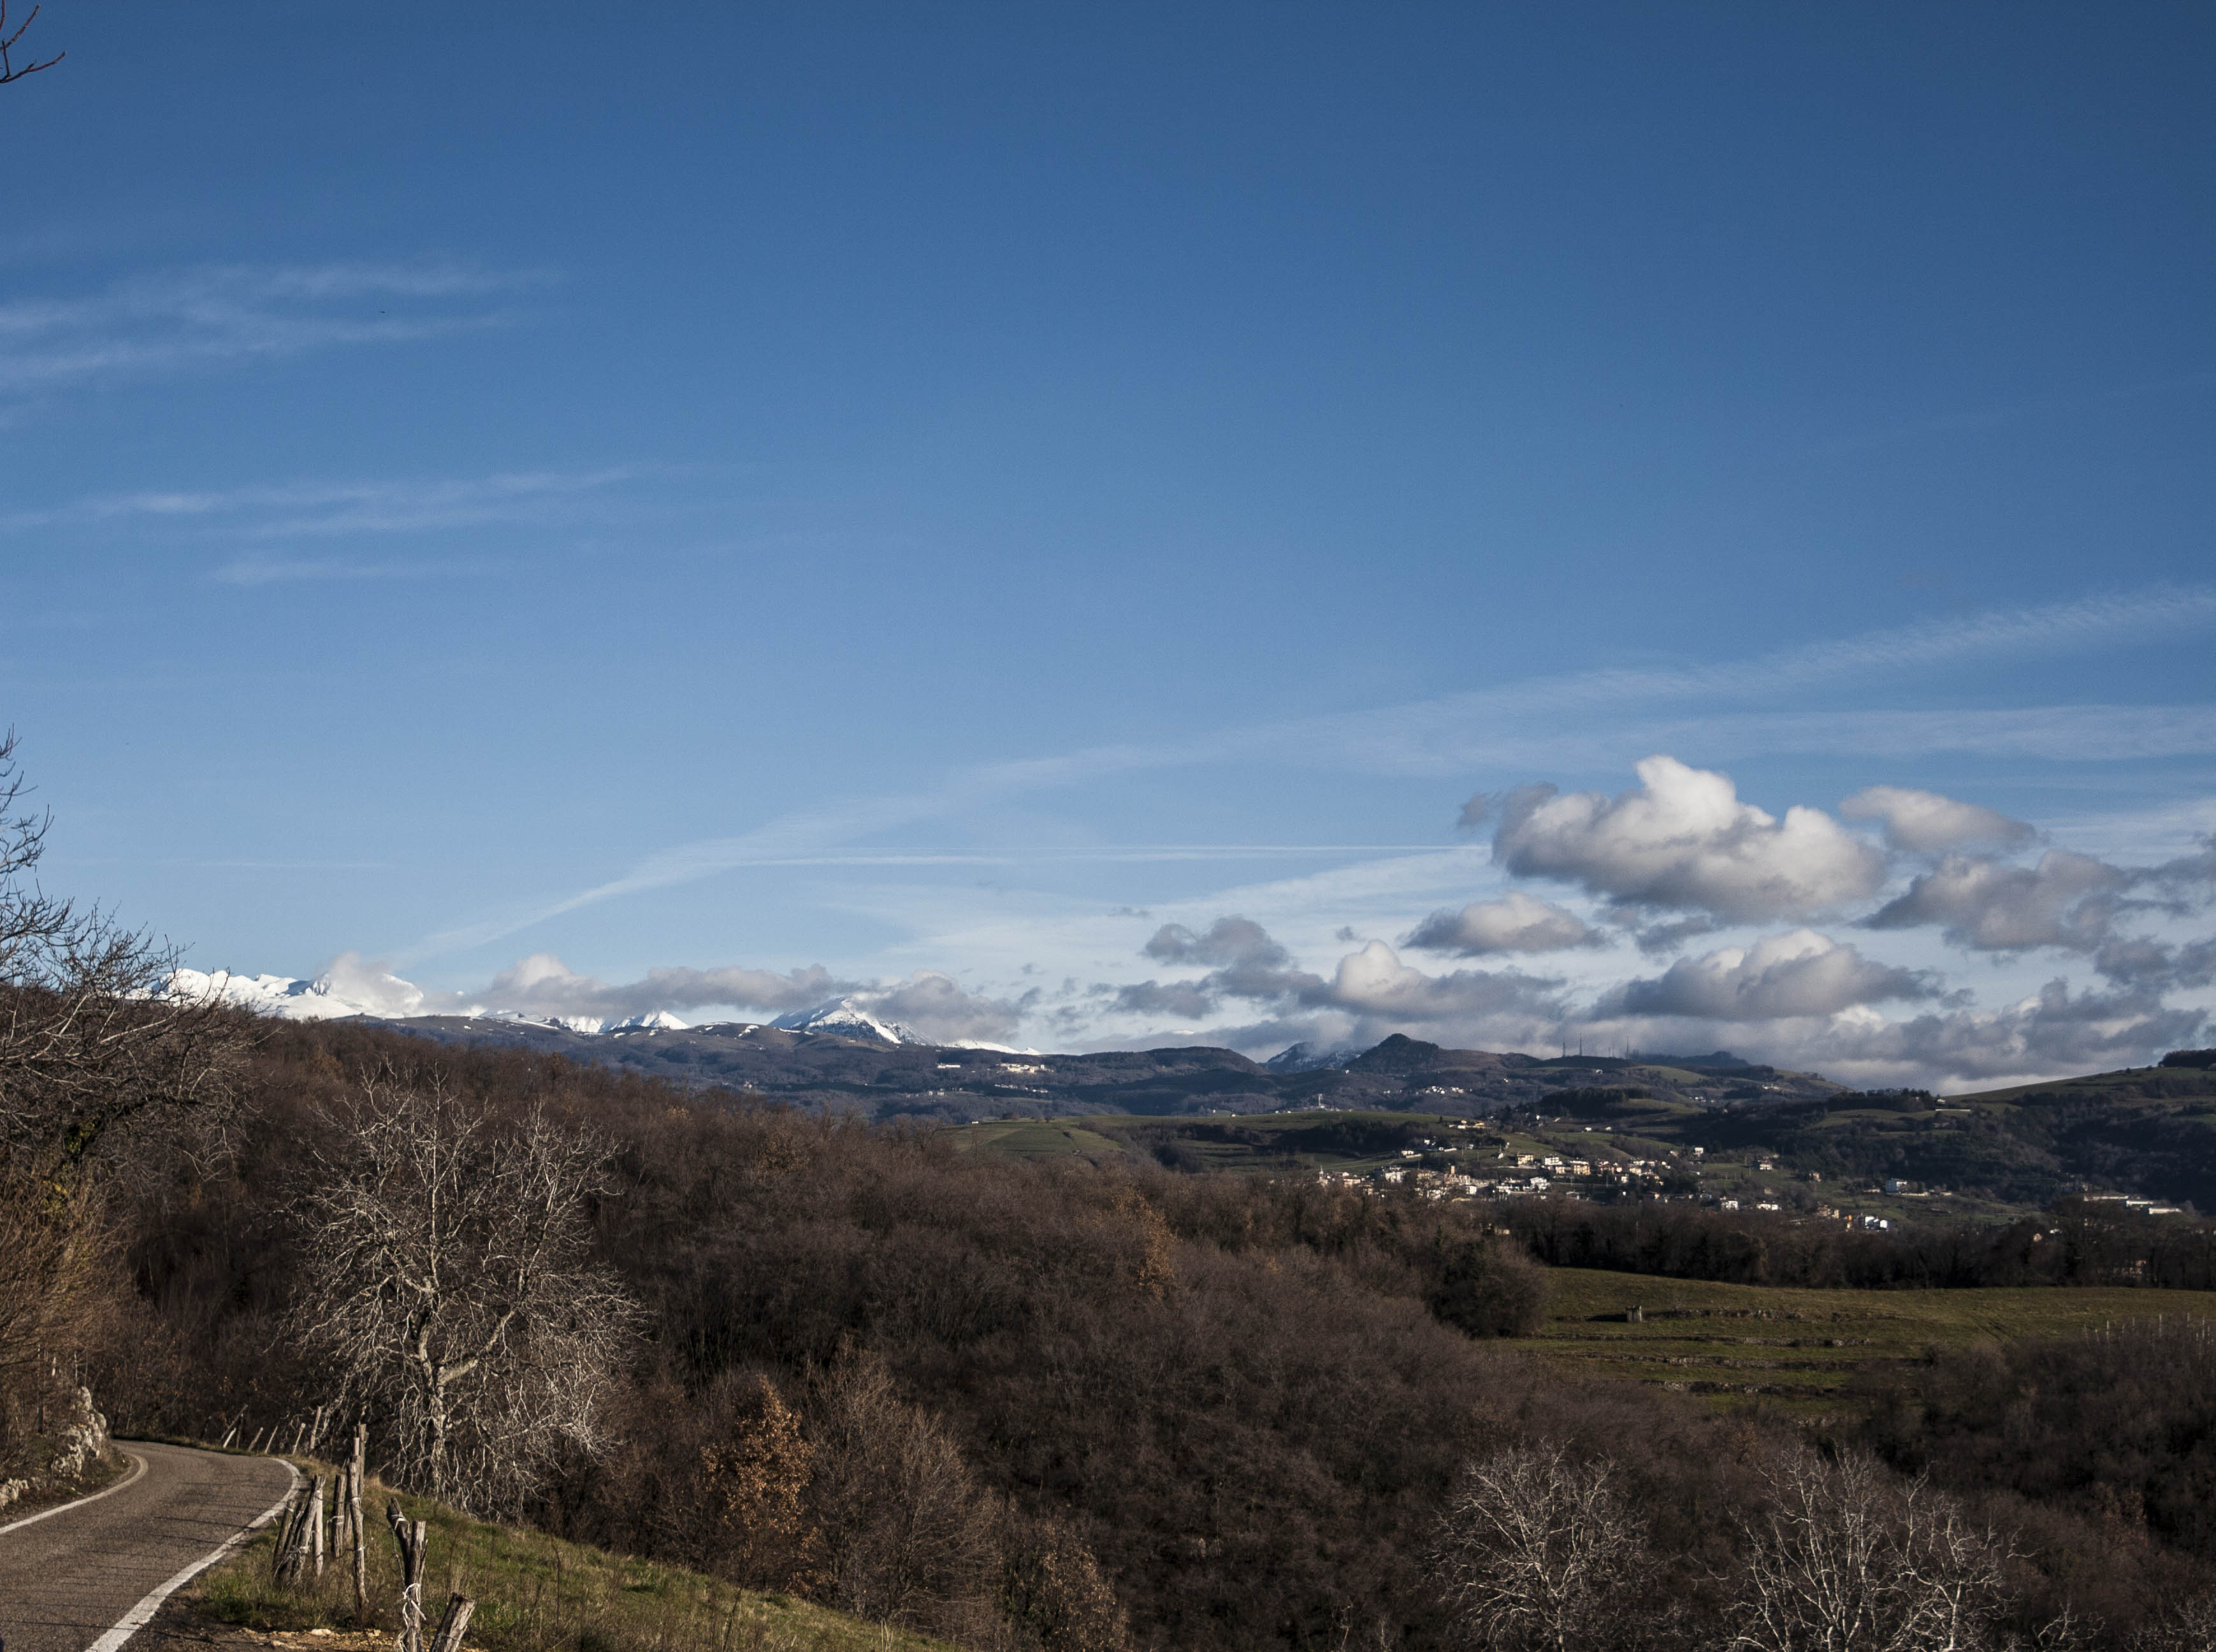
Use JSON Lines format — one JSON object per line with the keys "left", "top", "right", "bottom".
{"left": 4, "top": 3, "right": 2212, "bottom": 1087}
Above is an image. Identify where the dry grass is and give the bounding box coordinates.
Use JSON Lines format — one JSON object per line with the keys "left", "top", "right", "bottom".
{"left": 189, "top": 1461, "right": 959, "bottom": 1652}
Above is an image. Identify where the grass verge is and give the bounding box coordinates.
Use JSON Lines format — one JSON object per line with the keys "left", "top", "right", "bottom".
{"left": 189, "top": 1461, "right": 959, "bottom": 1652}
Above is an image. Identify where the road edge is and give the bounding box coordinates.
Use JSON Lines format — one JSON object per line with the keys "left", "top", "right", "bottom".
{"left": 84, "top": 1453, "right": 301, "bottom": 1652}
{"left": 0, "top": 1447, "right": 149, "bottom": 1537}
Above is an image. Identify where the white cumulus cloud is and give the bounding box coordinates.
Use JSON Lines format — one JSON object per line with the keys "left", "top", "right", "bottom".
{"left": 1867, "top": 850, "right": 2131, "bottom": 952}
{"left": 1490, "top": 755, "right": 1887, "bottom": 922}
{"left": 1602, "top": 929, "right": 1939, "bottom": 1022}
{"left": 1838, "top": 785, "right": 2034, "bottom": 853}
{"left": 1405, "top": 891, "right": 1602, "bottom": 955}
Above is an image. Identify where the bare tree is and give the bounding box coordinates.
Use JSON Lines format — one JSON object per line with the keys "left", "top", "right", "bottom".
{"left": 289, "top": 1075, "right": 641, "bottom": 1515}
{"left": 0, "top": 0, "right": 61, "bottom": 85}
{"left": 1430, "top": 1444, "right": 1649, "bottom": 1652}
{"left": 2128, "top": 1593, "right": 2216, "bottom": 1652}
{"left": 807, "top": 1343, "right": 999, "bottom": 1639}
{"left": 0, "top": 733, "right": 247, "bottom": 1450}
{"left": 1726, "top": 1450, "right": 2007, "bottom": 1652}
{"left": 0, "top": 733, "right": 249, "bottom": 1183}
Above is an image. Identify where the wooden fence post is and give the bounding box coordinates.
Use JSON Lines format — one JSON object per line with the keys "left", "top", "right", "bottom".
{"left": 428, "top": 1593, "right": 475, "bottom": 1652}
{"left": 309, "top": 1475, "right": 326, "bottom": 1577}
{"left": 331, "top": 1457, "right": 350, "bottom": 1569}
{"left": 351, "top": 1423, "right": 369, "bottom": 1619}
{"left": 274, "top": 1481, "right": 319, "bottom": 1583}
{"left": 388, "top": 1500, "right": 428, "bottom": 1652}
{"left": 270, "top": 1488, "right": 294, "bottom": 1579}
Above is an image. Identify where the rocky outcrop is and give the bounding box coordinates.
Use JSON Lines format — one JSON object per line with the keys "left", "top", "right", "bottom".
{"left": 49, "top": 1386, "right": 110, "bottom": 1479}
{"left": 0, "top": 1387, "right": 112, "bottom": 1511}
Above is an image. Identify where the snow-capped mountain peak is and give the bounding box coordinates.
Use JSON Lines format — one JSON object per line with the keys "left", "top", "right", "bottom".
{"left": 605, "top": 1010, "right": 690, "bottom": 1032}
{"left": 167, "top": 966, "right": 412, "bottom": 1021}
{"left": 1263, "top": 1040, "right": 1359, "bottom": 1073}
{"left": 769, "top": 997, "right": 920, "bottom": 1045}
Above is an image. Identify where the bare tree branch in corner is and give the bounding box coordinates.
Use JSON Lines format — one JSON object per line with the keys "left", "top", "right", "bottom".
{"left": 288, "top": 1074, "right": 642, "bottom": 1516}
{"left": 0, "top": 1, "right": 62, "bottom": 84}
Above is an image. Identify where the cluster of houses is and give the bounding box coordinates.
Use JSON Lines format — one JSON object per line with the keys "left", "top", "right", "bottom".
{"left": 2083, "top": 1191, "right": 2188, "bottom": 1217}
{"left": 1313, "top": 1146, "right": 1679, "bottom": 1201}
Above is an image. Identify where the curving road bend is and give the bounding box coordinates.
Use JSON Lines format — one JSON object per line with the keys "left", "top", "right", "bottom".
{"left": 0, "top": 1442, "right": 295, "bottom": 1652}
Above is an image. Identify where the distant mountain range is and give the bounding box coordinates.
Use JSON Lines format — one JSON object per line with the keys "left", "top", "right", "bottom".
{"left": 170, "top": 971, "right": 998, "bottom": 1048}
{"left": 177, "top": 966, "right": 2216, "bottom": 1209}
{"left": 275, "top": 1020, "right": 1840, "bottom": 1126}
{"left": 382, "top": 1015, "right": 1844, "bottom": 1121}
{"left": 166, "top": 966, "right": 1860, "bottom": 1119}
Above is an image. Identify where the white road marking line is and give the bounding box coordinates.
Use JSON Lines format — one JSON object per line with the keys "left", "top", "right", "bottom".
{"left": 83, "top": 1456, "right": 301, "bottom": 1652}
{"left": 0, "top": 1449, "right": 148, "bottom": 1537}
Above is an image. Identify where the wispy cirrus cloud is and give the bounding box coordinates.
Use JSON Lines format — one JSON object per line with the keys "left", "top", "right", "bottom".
{"left": 1249, "top": 585, "right": 2216, "bottom": 777}
{"left": 410, "top": 584, "right": 2216, "bottom": 961}
{"left": 210, "top": 557, "right": 488, "bottom": 587}
{"left": 0, "top": 466, "right": 653, "bottom": 540}
{"left": 0, "top": 259, "right": 550, "bottom": 396}
{"left": 1, "top": 465, "right": 663, "bottom": 588}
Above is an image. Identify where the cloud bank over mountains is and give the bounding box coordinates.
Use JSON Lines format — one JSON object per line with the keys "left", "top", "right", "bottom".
{"left": 177, "top": 950, "right": 1027, "bottom": 1048}
{"left": 182, "top": 755, "right": 2213, "bottom": 1092}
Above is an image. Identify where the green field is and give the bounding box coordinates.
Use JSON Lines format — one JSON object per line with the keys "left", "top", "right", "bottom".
{"left": 947, "top": 1117, "right": 1129, "bottom": 1159}
{"left": 1532, "top": 1267, "right": 2216, "bottom": 1416}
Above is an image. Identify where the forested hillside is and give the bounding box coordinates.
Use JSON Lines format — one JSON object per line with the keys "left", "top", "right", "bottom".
{"left": 45, "top": 1017, "right": 2216, "bottom": 1649}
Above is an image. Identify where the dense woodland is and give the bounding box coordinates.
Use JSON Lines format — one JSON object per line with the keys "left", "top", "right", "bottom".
{"left": 0, "top": 1015, "right": 2193, "bottom": 1648}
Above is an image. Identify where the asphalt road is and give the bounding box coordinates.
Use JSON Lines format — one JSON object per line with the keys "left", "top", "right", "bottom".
{"left": 0, "top": 1443, "right": 294, "bottom": 1652}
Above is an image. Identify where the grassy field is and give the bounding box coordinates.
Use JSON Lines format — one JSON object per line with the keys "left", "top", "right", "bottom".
{"left": 189, "top": 1456, "right": 957, "bottom": 1652}
{"left": 946, "top": 1117, "right": 1129, "bottom": 1159}
{"left": 1532, "top": 1267, "right": 2216, "bottom": 1416}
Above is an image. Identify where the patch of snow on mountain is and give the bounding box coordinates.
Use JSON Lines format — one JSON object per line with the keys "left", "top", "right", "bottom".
{"left": 1264, "top": 1040, "right": 1360, "bottom": 1073}
{"left": 771, "top": 997, "right": 920, "bottom": 1045}
{"left": 606, "top": 1010, "right": 690, "bottom": 1032}
{"left": 167, "top": 967, "right": 422, "bottom": 1022}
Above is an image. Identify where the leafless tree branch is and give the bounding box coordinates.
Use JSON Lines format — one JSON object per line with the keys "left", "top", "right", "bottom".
{"left": 0, "top": 1, "right": 62, "bottom": 85}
